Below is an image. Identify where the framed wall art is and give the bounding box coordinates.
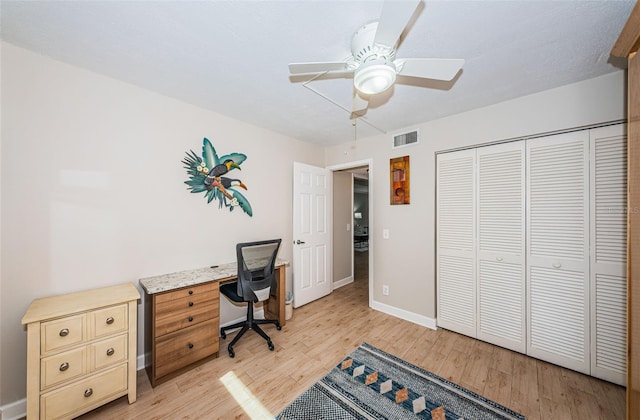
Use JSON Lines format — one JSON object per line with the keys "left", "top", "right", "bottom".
{"left": 390, "top": 155, "right": 410, "bottom": 205}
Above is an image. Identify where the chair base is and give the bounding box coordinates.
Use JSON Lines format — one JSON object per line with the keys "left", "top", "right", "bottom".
{"left": 219, "top": 301, "right": 281, "bottom": 357}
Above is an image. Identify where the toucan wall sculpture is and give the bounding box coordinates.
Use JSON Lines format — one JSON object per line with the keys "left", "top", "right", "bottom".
{"left": 182, "top": 138, "right": 253, "bottom": 216}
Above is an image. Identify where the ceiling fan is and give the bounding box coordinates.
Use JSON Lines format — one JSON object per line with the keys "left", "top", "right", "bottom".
{"left": 288, "top": 0, "right": 464, "bottom": 118}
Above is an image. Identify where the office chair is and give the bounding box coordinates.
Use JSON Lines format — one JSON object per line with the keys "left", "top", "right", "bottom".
{"left": 219, "top": 239, "right": 282, "bottom": 358}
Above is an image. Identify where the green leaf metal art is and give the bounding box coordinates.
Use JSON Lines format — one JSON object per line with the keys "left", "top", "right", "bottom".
{"left": 182, "top": 138, "right": 253, "bottom": 217}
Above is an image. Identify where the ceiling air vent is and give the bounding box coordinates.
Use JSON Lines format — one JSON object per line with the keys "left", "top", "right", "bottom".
{"left": 392, "top": 130, "right": 419, "bottom": 148}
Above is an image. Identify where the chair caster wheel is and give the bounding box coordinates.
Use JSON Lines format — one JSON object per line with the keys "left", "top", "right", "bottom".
{"left": 221, "top": 331, "right": 226, "bottom": 339}
{"left": 268, "top": 341, "right": 274, "bottom": 351}
{"left": 228, "top": 346, "right": 235, "bottom": 358}
{"left": 276, "top": 322, "right": 282, "bottom": 331}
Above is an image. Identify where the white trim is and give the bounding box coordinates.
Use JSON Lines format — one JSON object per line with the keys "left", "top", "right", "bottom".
{"left": 370, "top": 299, "right": 437, "bottom": 330}
{"left": 0, "top": 398, "right": 26, "bottom": 420}
{"left": 334, "top": 276, "right": 354, "bottom": 289}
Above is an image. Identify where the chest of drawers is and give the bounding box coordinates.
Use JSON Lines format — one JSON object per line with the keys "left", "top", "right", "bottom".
{"left": 146, "top": 281, "right": 219, "bottom": 386}
{"left": 22, "top": 283, "right": 140, "bottom": 420}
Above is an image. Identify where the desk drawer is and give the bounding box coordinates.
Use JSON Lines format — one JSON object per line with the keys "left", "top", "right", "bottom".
{"left": 155, "top": 282, "right": 217, "bottom": 305}
{"left": 41, "top": 347, "right": 87, "bottom": 390}
{"left": 154, "top": 297, "right": 218, "bottom": 337}
{"left": 154, "top": 319, "right": 218, "bottom": 379}
{"left": 41, "top": 314, "right": 86, "bottom": 354}
{"left": 40, "top": 363, "right": 127, "bottom": 420}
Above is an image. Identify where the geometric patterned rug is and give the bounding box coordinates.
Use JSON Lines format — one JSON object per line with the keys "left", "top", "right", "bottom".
{"left": 277, "top": 343, "right": 526, "bottom": 419}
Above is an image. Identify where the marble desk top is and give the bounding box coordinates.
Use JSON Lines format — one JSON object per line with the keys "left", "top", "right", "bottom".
{"left": 139, "top": 258, "right": 288, "bottom": 295}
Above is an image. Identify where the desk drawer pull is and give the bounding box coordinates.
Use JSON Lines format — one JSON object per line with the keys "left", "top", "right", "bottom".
{"left": 188, "top": 290, "right": 194, "bottom": 295}
{"left": 106, "top": 348, "right": 115, "bottom": 356}
{"left": 188, "top": 343, "right": 194, "bottom": 349}
{"left": 59, "top": 328, "right": 69, "bottom": 337}
{"left": 59, "top": 362, "right": 69, "bottom": 372}
{"left": 84, "top": 388, "right": 93, "bottom": 398}
{"left": 106, "top": 317, "right": 115, "bottom": 325}
{"left": 188, "top": 301, "right": 194, "bottom": 307}
{"left": 188, "top": 316, "right": 194, "bottom": 322}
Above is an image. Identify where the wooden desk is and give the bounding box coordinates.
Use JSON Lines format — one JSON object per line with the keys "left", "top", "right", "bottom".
{"left": 139, "top": 259, "right": 287, "bottom": 386}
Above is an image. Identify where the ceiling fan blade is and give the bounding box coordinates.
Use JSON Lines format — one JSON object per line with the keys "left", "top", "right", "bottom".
{"left": 373, "top": 0, "right": 421, "bottom": 48}
{"left": 396, "top": 58, "right": 465, "bottom": 81}
{"left": 288, "top": 62, "right": 350, "bottom": 74}
{"left": 351, "top": 92, "right": 369, "bottom": 119}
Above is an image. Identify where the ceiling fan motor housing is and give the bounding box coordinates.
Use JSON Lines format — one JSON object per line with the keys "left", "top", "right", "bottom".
{"left": 352, "top": 22, "right": 396, "bottom": 65}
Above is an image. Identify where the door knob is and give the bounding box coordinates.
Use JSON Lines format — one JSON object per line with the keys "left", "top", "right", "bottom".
{"left": 296, "top": 240, "right": 306, "bottom": 244}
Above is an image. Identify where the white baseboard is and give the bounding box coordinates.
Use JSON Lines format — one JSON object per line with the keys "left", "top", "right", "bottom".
{"left": 333, "top": 276, "right": 354, "bottom": 289}
{"left": 1, "top": 397, "right": 26, "bottom": 420}
{"left": 370, "top": 299, "right": 437, "bottom": 330}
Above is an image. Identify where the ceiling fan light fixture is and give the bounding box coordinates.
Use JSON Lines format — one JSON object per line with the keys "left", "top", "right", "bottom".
{"left": 354, "top": 60, "right": 396, "bottom": 95}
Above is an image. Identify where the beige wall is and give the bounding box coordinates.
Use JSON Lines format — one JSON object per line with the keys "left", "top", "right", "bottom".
{"left": 333, "top": 171, "right": 353, "bottom": 285}
{"left": 0, "top": 43, "right": 324, "bottom": 405}
{"left": 326, "top": 71, "right": 626, "bottom": 324}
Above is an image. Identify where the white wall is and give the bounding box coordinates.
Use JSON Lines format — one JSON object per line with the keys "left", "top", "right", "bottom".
{"left": 0, "top": 42, "right": 323, "bottom": 406}
{"left": 326, "top": 71, "right": 626, "bottom": 326}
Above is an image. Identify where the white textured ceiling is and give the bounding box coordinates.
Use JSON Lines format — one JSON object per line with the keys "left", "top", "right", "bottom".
{"left": 1, "top": 0, "right": 635, "bottom": 146}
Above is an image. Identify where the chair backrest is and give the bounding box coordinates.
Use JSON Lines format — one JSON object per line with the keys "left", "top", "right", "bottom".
{"left": 236, "top": 239, "right": 282, "bottom": 302}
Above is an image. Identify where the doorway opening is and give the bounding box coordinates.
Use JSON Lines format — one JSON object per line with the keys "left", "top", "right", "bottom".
{"left": 328, "top": 159, "right": 373, "bottom": 308}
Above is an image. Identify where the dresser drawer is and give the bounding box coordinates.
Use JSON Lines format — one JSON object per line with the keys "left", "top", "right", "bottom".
{"left": 41, "top": 314, "right": 86, "bottom": 354}
{"left": 91, "top": 304, "right": 127, "bottom": 338}
{"left": 91, "top": 333, "right": 127, "bottom": 370}
{"left": 41, "top": 347, "right": 87, "bottom": 391}
{"left": 154, "top": 282, "right": 217, "bottom": 305}
{"left": 40, "top": 363, "right": 127, "bottom": 420}
{"left": 154, "top": 298, "right": 218, "bottom": 337}
{"left": 154, "top": 319, "right": 218, "bottom": 379}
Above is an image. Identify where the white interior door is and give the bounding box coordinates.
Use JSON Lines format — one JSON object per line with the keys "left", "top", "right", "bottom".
{"left": 590, "top": 124, "right": 628, "bottom": 385}
{"left": 293, "top": 162, "right": 332, "bottom": 308}
{"left": 526, "top": 132, "right": 590, "bottom": 374}
{"left": 436, "top": 149, "right": 477, "bottom": 337}
{"left": 476, "top": 142, "right": 526, "bottom": 353}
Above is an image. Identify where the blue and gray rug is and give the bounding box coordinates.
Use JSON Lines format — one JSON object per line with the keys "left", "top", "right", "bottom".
{"left": 277, "top": 342, "right": 525, "bottom": 420}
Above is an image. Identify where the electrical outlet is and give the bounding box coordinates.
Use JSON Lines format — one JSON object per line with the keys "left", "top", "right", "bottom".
{"left": 382, "top": 285, "right": 389, "bottom": 296}
{"left": 383, "top": 229, "right": 390, "bottom": 239}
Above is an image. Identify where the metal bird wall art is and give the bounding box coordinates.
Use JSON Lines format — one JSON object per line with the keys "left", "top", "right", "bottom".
{"left": 182, "top": 138, "right": 253, "bottom": 216}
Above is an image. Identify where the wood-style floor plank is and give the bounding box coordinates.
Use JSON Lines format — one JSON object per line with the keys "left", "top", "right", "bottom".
{"left": 79, "top": 252, "right": 625, "bottom": 419}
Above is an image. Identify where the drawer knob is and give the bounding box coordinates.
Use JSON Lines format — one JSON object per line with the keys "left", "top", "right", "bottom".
{"left": 188, "top": 290, "right": 194, "bottom": 295}
{"left": 188, "top": 343, "right": 194, "bottom": 349}
{"left": 188, "top": 316, "right": 194, "bottom": 322}
{"left": 59, "top": 362, "right": 69, "bottom": 372}
{"left": 106, "top": 317, "right": 115, "bottom": 325}
{"left": 59, "top": 328, "right": 69, "bottom": 337}
{"left": 106, "top": 348, "right": 115, "bottom": 356}
{"left": 84, "top": 388, "right": 93, "bottom": 398}
{"left": 188, "top": 301, "right": 194, "bottom": 307}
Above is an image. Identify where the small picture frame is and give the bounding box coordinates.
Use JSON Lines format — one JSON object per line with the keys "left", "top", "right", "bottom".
{"left": 390, "top": 156, "right": 410, "bottom": 205}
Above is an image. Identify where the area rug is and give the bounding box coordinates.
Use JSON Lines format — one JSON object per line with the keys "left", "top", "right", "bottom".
{"left": 277, "top": 342, "right": 525, "bottom": 420}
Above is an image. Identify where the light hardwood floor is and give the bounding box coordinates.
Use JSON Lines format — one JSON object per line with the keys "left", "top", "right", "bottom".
{"left": 81, "top": 252, "right": 625, "bottom": 419}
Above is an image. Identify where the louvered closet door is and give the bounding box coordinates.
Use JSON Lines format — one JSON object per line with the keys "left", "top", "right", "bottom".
{"left": 477, "top": 142, "right": 526, "bottom": 353}
{"left": 526, "top": 132, "right": 590, "bottom": 374}
{"left": 437, "top": 149, "right": 476, "bottom": 337}
{"left": 590, "top": 124, "right": 628, "bottom": 385}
